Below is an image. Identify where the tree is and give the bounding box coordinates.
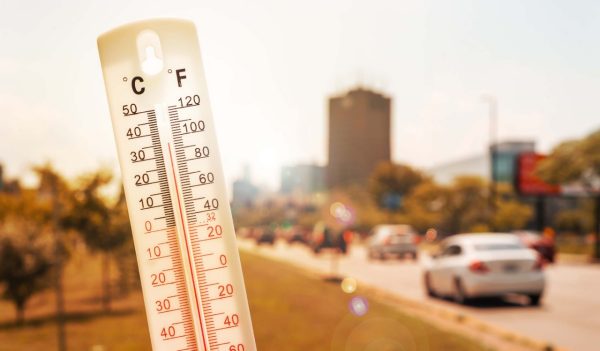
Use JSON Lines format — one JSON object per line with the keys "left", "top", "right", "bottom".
{"left": 0, "top": 236, "right": 52, "bottom": 324}
{"left": 537, "top": 128, "right": 600, "bottom": 258}
{"left": 0, "top": 192, "right": 54, "bottom": 324}
{"left": 111, "top": 188, "right": 137, "bottom": 296}
{"left": 368, "top": 162, "right": 427, "bottom": 211}
{"left": 66, "top": 170, "right": 128, "bottom": 311}
{"left": 403, "top": 181, "right": 450, "bottom": 233}
{"left": 35, "top": 164, "right": 73, "bottom": 351}
{"left": 444, "top": 176, "right": 491, "bottom": 233}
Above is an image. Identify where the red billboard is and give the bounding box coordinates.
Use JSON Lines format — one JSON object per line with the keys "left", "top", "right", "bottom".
{"left": 516, "top": 153, "right": 560, "bottom": 195}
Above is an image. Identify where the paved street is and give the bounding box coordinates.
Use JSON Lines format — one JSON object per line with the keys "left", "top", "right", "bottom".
{"left": 240, "top": 239, "right": 600, "bottom": 351}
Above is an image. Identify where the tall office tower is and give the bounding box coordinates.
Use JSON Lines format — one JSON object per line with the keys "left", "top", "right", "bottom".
{"left": 327, "top": 87, "right": 391, "bottom": 188}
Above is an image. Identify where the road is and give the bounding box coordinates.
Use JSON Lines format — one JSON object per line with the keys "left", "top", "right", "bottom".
{"left": 239, "top": 239, "right": 600, "bottom": 351}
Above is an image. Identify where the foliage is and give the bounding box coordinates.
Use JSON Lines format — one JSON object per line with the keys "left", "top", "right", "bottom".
{"left": 368, "top": 162, "right": 427, "bottom": 210}
{"left": 537, "top": 128, "right": 600, "bottom": 188}
{"left": 66, "top": 171, "right": 125, "bottom": 252}
{"left": 64, "top": 170, "right": 129, "bottom": 311}
{"left": 443, "top": 176, "right": 491, "bottom": 233}
{"left": 0, "top": 193, "right": 54, "bottom": 324}
{"left": 402, "top": 181, "right": 449, "bottom": 233}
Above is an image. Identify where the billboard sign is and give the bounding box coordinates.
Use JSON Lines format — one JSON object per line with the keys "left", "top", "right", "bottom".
{"left": 515, "top": 153, "right": 561, "bottom": 195}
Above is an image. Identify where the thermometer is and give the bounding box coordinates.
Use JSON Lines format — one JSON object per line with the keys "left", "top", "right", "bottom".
{"left": 98, "top": 19, "right": 256, "bottom": 351}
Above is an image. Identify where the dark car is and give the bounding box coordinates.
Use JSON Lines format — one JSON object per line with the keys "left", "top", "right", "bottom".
{"left": 255, "top": 227, "right": 276, "bottom": 245}
{"left": 515, "top": 231, "right": 555, "bottom": 263}
{"left": 309, "top": 222, "right": 350, "bottom": 255}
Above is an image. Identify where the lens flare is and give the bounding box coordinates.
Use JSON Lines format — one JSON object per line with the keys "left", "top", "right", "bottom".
{"left": 349, "top": 296, "right": 369, "bottom": 316}
{"left": 329, "top": 202, "right": 355, "bottom": 225}
{"left": 341, "top": 277, "right": 358, "bottom": 294}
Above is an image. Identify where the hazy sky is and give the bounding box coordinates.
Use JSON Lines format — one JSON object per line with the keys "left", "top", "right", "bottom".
{"left": 1, "top": 0, "right": 599, "bottom": 189}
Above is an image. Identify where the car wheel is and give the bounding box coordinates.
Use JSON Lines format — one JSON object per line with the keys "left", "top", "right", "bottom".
{"left": 424, "top": 272, "right": 436, "bottom": 298}
{"left": 528, "top": 294, "right": 542, "bottom": 306}
{"left": 453, "top": 278, "right": 470, "bottom": 305}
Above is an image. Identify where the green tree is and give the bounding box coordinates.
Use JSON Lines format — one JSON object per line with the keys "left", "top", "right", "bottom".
{"left": 537, "top": 128, "right": 600, "bottom": 257}
{"left": 111, "top": 188, "right": 137, "bottom": 296}
{"left": 0, "top": 236, "right": 52, "bottom": 324}
{"left": 403, "top": 181, "right": 450, "bottom": 233}
{"left": 35, "top": 165, "right": 73, "bottom": 351}
{"left": 67, "top": 170, "right": 128, "bottom": 311}
{"left": 444, "top": 176, "right": 491, "bottom": 233}
{"left": 368, "top": 162, "right": 427, "bottom": 210}
{"left": 0, "top": 192, "right": 54, "bottom": 324}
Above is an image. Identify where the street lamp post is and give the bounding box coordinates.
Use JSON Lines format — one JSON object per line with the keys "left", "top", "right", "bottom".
{"left": 482, "top": 95, "right": 498, "bottom": 230}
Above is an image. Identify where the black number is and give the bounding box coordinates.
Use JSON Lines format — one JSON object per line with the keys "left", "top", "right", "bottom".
{"left": 178, "top": 95, "right": 201, "bottom": 107}
{"left": 134, "top": 173, "right": 150, "bottom": 185}
{"left": 182, "top": 120, "right": 205, "bottom": 133}
{"left": 204, "top": 198, "right": 219, "bottom": 210}
{"left": 194, "top": 146, "right": 210, "bottom": 158}
{"left": 198, "top": 172, "right": 214, "bottom": 184}
{"left": 126, "top": 126, "right": 142, "bottom": 138}
{"left": 122, "top": 104, "right": 138, "bottom": 115}
{"left": 139, "top": 196, "right": 154, "bottom": 209}
{"left": 130, "top": 150, "right": 146, "bottom": 162}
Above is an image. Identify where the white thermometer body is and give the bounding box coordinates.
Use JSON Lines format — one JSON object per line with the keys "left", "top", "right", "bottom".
{"left": 98, "top": 19, "right": 256, "bottom": 351}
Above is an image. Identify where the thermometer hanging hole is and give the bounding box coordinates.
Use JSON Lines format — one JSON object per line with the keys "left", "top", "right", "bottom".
{"left": 137, "top": 30, "right": 164, "bottom": 75}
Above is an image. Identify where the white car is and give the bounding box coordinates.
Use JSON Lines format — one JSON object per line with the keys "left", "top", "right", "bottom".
{"left": 423, "top": 233, "right": 545, "bottom": 305}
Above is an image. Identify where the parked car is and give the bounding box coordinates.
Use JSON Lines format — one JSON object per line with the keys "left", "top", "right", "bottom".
{"left": 255, "top": 227, "right": 276, "bottom": 245}
{"left": 367, "top": 224, "right": 419, "bottom": 260}
{"left": 514, "top": 230, "right": 556, "bottom": 263}
{"left": 309, "top": 222, "right": 349, "bottom": 255}
{"left": 423, "top": 233, "right": 545, "bottom": 305}
{"left": 286, "top": 225, "right": 310, "bottom": 245}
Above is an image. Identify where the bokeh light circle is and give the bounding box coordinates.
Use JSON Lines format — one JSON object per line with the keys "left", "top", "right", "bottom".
{"left": 349, "top": 296, "right": 369, "bottom": 316}
{"left": 341, "top": 277, "right": 357, "bottom": 294}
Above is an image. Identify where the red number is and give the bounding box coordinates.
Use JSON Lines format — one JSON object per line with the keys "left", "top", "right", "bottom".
{"left": 151, "top": 272, "right": 166, "bottom": 285}
{"left": 207, "top": 225, "right": 223, "bottom": 238}
{"left": 229, "top": 345, "right": 245, "bottom": 351}
{"left": 219, "top": 255, "right": 227, "bottom": 265}
{"left": 155, "top": 298, "right": 171, "bottom": 312}
{"left": 218, "top": 284, "right": 234, "bottom": 297}
{"left": 160, "top": 326, "right": 176, "bottom": 338}
{"left": 145, "top": 220, "right": 152, "bottom": 232}
{"left": 147, "top": 246, "right": 161, "bottom": 258}
{"left": 224, "top": 314, "right": 239, "bottom": 327}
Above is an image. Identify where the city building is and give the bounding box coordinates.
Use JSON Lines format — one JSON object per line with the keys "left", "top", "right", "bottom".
{"left": 280, "top": 164, "right": 325, "bottom": 194}
{"left": 231, "top": 166, "right": 259, "bottom": 209}
{"left": 429, "top": 140, "right": 535, "bottom": 185}
{"left": 327, "top": 87, "right": 391, "bottom": 188}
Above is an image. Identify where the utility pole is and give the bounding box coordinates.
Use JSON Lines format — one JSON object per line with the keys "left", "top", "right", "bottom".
{"left": 482, "top": 95, "right": 498, "bottom": 230}
{"left": 48, "top": 175, "right": 67, "bottom": 351}
{"left": 595, "top": 196, "right": 600, "bottom": 261}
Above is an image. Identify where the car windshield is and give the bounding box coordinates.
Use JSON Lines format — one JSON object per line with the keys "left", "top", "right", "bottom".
{"left": 474, "top": 243, "right": 525, "bottom": 251}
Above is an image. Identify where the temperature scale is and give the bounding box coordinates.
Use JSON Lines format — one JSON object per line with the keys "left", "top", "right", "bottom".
{"left": 98, "top": 19, "right": 256, "bottom": 351}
